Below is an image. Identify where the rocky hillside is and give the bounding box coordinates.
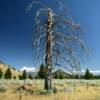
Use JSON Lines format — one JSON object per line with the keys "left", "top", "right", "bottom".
{"left": 0, "top": 60, "right": 21, "bottom": 78}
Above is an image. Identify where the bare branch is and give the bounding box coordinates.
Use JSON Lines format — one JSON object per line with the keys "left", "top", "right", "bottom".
{"left": 31, "top": 0, "right": 87, "bottom": 80}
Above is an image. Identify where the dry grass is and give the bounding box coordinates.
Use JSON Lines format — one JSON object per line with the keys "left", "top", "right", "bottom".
{"left": 0, "top": 80, "right": 100, "bottom": 100}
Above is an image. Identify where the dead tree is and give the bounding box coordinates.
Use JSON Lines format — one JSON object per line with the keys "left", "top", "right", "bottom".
{"left": 27, "top": 0, "right": 87, "bottom": 91}
{"left": 44, "top": 9, "right": 53, "bottom": 90}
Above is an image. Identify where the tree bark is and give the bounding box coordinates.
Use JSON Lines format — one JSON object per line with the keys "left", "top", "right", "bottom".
{"left": 45, "top": 9, "right": 53, "bottom": 91}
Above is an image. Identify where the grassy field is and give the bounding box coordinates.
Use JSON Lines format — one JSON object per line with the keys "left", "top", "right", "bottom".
{"left": 0, "top": 79, "right": 100, "bottom": 100}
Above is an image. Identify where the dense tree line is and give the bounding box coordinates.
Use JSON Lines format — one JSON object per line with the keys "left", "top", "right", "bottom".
{"left": 36, "top": 66, "right": 100, "bottom": 80}
{"left": 0, "top": 66, "right": 100, "bottom": 80}
{"left": 19, "top": 70, "right": 34, "bottom": 80}
{"left": 36, "top": 64, "right": 73, "bottom": 79}
{"left": 74, "top": 69, "right": 94, "bottom": 79}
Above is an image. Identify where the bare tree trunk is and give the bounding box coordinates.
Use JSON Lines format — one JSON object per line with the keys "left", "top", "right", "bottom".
{"left": 45, "top": 9, "right": 53, "bottom": 91}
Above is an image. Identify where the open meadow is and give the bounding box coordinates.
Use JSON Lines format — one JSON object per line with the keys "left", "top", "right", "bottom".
{"left": 0, "top": 79, "right": 100, "bottom": 100}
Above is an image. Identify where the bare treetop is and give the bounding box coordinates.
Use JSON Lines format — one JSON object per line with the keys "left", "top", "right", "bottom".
{"left": 28, "top": 0, "right": 87, "bottom": 75}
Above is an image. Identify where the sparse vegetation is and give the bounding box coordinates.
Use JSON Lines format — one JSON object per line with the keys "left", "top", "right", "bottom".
{"left": 0, "top": 79, "right": 100, "bottom": 100}
{"left": 0, "top": 85, "right": 6, "bottom": 93}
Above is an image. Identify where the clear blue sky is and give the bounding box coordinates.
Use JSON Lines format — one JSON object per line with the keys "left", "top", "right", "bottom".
{"left": 0, "top": 0, "right": 100, "bottom": 70}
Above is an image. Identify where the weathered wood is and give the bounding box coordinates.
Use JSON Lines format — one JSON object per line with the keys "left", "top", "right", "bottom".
{"left": 45, "top": 9, "right": 53, "bottom": 91}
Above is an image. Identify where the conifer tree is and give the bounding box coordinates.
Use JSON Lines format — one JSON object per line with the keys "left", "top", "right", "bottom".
{"left": 38, "top": 64, "right": 46, "bottom": 79}
{"left": 0, "top": 68, "right": 3, "bottom": 79}
{"left": 21, "top": 70, "right": 27, "bottom": 80}
{"left": 84, "top": 69, "right": 93, "bottom": 79}
{"left": 28, "top": 74, "right": 33, "bottom": 79}
{"left": 4, "top": 68, "right": 12, "bottom": 79}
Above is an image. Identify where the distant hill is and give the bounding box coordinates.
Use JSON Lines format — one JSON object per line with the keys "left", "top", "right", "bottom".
{"left": 53, "top": 70, "right": 72, "bottom": 79}
{"left": 0, "top": 60, "right": 21, "bottom": 78}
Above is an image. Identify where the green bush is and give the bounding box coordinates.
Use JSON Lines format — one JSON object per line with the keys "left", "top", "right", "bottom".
{"left": 0, "top": 85, "right": 6, "bottom": 92}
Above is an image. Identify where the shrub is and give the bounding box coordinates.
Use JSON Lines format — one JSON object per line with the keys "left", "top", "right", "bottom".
{"left": 13, "top": 76, "right": 16, "bottom": 79}
{"left": 0, "top": 85, "right": 6, "bottom": 92}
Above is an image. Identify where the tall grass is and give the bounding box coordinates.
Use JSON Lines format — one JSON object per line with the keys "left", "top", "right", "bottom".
{"left": 0, "top": 79, "right": 100, "bottom": 100}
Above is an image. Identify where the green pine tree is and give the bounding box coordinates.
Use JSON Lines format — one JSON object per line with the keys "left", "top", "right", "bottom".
{"left": 4, "top": 68, "right": 12, "bottom": 79}
{"left": 38, "top": 64, "right": 46, "bottom": 79}
{"left": 0, "top": 69, "right": 3, "bottom": 79}
{"left": 18, "top": 75, "right": 21, "bottom": 80}
{"left": 84, "top": 69, "right": 93, "bottom": 79}
{"left": 28, "top": 74, "right": 33, "bottom": 79}
{"left": 74, "top": 74, "right": 80, "bottom": 79}
{"left": 59, "top": 74, "right": 64, "bottom": 79}
{"left": 21, "top": 70, "right": 27, "bottom": 80}
{"left": 13, "top": 76, "right": 16, "bottom": 79}
{"left": 90, "top": 73, "right": 93, "bottom": 79}
{"left": 54, "top": 72, "right": 59, "bottom": 79}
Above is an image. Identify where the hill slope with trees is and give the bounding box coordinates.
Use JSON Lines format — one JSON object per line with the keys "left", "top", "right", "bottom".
{"left": 0, "top": 60, "right": 21, "bottom": 79}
